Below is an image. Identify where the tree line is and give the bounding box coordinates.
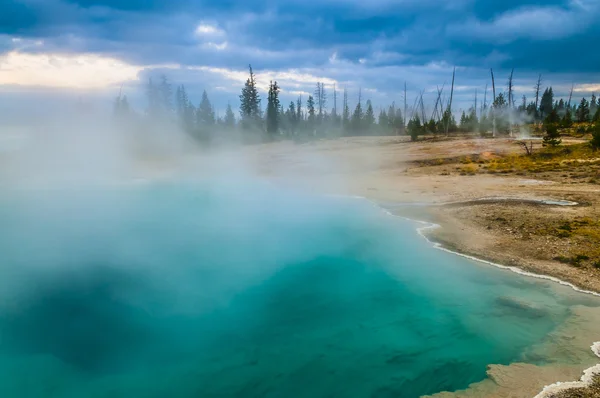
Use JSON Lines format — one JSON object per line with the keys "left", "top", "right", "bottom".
{"left": 113, "top": 66, "right": 600, "bottom": 145}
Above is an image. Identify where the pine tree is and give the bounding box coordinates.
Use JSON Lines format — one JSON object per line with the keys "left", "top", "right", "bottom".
{"left": 591, "top": 122, "right": 600, "bottom": 149}
{"left": 287, "top": 101, "right": 297, "bottom": 135}
{"left": 175, "top": 85, "right": 183, "bottom": 118}
{"left": 543, "top": 124, "right": 561, "bottom": 147}
{"left": 351, "top": 90, "right": 363, "bottom": 134}
{"left": 407, "top": 116, "right": 422, "bottom": 141}
{"left": 389, "top": 105, "right": 404, "bottom": 134}
{"left": 590, "top": 94, "right": 598, "bottom": 120}
{"left": 224, "top": 103, "right": 236, "bottom": 127}
{"left": 342, "top": 88, "right": 350, "bottom": 134}
{"left": 543, "top": 109, "right": 561, "bottom": 146}
{"left": 539, "top": 87, "right": 554, "bottom": 119}
{"left": 239, "top": 64, "right": 261, "bottom": 130}
{"left": 576, "top": 98, "right": 590, "bottom": 123}
{"left": 146, "top": 77, "right": 160, "bottom": 115}
{"left": 491, "top": 93, "right": 509, "bottom": 134}
{"left": 113, "top": 94, "right": 130, "bottom": 121}
{"left": 176, "top": 85, "right": 194, "bottom": 133}
{"left": 266, "top": 81, "right": 281, "bottom": 138}
{"left": 158, "top": 75, "right": 172, "bottom": 113}
{"left": 479, "top": 112, "right": 490, "bottom": 135}
{"left": 307, "top": 95, "right": 316, "bottom": 132}
{"left": 197, "top": 90, "right": 215, "bottom": 126}
{"left": 296, "top": 96, "right": 303, "bottom": 122}
{"left": 364, "top": 100, "right": 375, "bottom": 132}
{"left": 562, "top": 108, "right": 574, "bottom": 128}
{"left": 459, "top": 111, "right": 467, "bottom": 132}
{"left": 378, "top": 109, "right": 389, "bottom": 134}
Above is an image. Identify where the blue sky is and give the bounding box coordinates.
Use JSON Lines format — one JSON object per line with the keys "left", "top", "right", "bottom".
{"left": 1, "top": 0, "right": 600, "bottom": 118}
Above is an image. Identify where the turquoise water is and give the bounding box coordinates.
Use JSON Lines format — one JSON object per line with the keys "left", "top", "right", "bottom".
{"left": 0, "top": 181, "right": 597, "bottom": 398}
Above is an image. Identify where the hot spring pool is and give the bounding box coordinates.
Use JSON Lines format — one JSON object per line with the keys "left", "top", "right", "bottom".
{"left": 0, "top": 180, "right": 598, "bottom": 397}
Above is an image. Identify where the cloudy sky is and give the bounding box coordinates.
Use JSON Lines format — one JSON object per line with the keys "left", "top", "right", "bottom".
{"left": 1, "top": 0, "right": 600, "bottom": 118}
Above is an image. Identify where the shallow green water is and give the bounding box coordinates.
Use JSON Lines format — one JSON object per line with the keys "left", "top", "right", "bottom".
{"left": 0, "top": 180, "right": 597, "bottom": 398}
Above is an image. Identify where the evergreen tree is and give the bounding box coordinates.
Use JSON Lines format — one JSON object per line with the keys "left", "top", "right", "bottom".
{"left": 518, "top": 95, "right": 527, "bottom": 112}
{"left": 287, "top": 101, "right": 297, "bottom": 136}
{"left": 562, "top": 108, "right": 573, "bottom": 128}
{"left": 407, "top": 116, "right": 422, "bottom": 141}
{"left": 459, "top": 111, "right": 467, "bottom": 131}
{"left": 594, "top": 104, "right": 600, "bottom": 123}
{"left": 113, "top": 94, "right": 130, "bottom": 121}
{"left": 591, "top": 94, "right": 598, "bottom": 119}
{"left": 175, "top": 85, "right": 195, "bottom": 133}
{"left": 146, "top": 77, "right": 160, "bottom": 115}
{"left": 158, "top": 75, "right": 172, "bottom": 114}
{"left": 545, "top": 108, "right": 560, "bottom": 125}
{"left": 479, "top": 112, "right": 490, "bottom": 135}
{"left": 591, "top": 122, "right": 600, "bottom": 149}
{"left": 364, "top": 100, "right": 375, "bottom": 132}
{"left": 296, "top": 96, "right": 303, "bottom": 122}
{"left": 424, "top": 119, "right": 437, "bottom": 135}
{"left": 526, "top": 102, "right": 537, "bottom": 119}
{"left": 491, "top": 93, "right": 509, "bottom": 134}
{"left": 342, "top": 88, "right": 350, "bottom": 134}
{"left": 539, "top": 87, "right": 554, "bottom": 119}
{"left": 389, "top": 105, "right": 404, "bottom": 134}
{"left": 440, "top": 108, "right": 458, "bottom": 134}
{"left": 239, "top": 64, "right": 262, "bottom": 130}
{"left": 351, "top": 91, "right": 363, "bottom": 134}
{"left": 543, "top": 108, "right": 561, "bottom": 146}
{"left": 266, "top": 81, "right": 281, "bottom": 138}
{"left": 307, "top": 95, "right": 316, "bottom": 132}
{"left": 576, "top": 97, "right": 590, "bottom": 123}
{"left": 378, "top": 109, "right": 389, "bottom": 134}
{"left": 543, "top": 123, "right": 561, "bottom": 147}
{"left": 197, "top": 90, "right": 215, "bottom": 126}
{"left": 175, "top": 85, "right": 183, "bottom": 118}
{"left": 224, "top": 103, "right": 236, "bottom": 127}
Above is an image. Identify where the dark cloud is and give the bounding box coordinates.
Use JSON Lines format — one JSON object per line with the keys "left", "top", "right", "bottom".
{"left": 2, "top": 0, "right": 597, "bottom": 72}
{"left": 1, "top": 0, "right": 599, "bottom": 114}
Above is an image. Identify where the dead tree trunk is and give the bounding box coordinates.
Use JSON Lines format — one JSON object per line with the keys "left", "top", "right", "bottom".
{"left": 491, "top": 68, "right": 496, "bottom": 137}
{"left": 445, "top": 67, "right": 456, "bottom": 136}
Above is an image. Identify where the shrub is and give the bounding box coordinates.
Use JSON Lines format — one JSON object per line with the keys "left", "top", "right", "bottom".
{"left": 543, "top": 123, "right": 562, "bottom": 147}
{"left": 591, "top": 123, "right": 600, "bottom": 150}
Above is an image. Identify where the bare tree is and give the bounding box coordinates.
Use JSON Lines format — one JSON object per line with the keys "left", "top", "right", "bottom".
{"left": 491, "top": 68, "right": 497, "bottom": 137}
{"left": 508, "top": 68, "right": 515, "bottom": 108}
{"left": 314, "top": 82, "right": 327, "bottom": 122}
{"left": 445, "top": 66, "right": 456, "bottom": 136}
{"left": 483, "top": 84, "right": 488, "bottom": 114}
{"left": 404, "top": 82, "right": 408, "bottom": 128}
{"left": 432, "top": 85, "right": 445, "bottom": 121}
{"left": 568, "top": 83, "right": 574, "bottom": 108}
{"left": 516, "top": 140, "right": 534, "bottom": 156}
{"left": 332, "top": 83, "right": 337, "bottom": 118}
{"left": 508, "top": 68, "right": 515, "bottom": 137}
{"left": 534, "top": 74, "right": 542, "bottom": 116}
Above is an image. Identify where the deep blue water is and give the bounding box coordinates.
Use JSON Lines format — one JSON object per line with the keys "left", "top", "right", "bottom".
{"left": 0, "top": 180, "right": 597, "bottom": 398}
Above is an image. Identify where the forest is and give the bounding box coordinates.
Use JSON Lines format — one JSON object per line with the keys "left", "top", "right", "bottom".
{"left": 112, "top": 65, "right": 600, "bottom": 147}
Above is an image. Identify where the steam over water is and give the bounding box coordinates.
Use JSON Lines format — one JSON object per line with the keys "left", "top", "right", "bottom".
{"left": 0, "top": 180, "right": 598, "bottom": 398}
